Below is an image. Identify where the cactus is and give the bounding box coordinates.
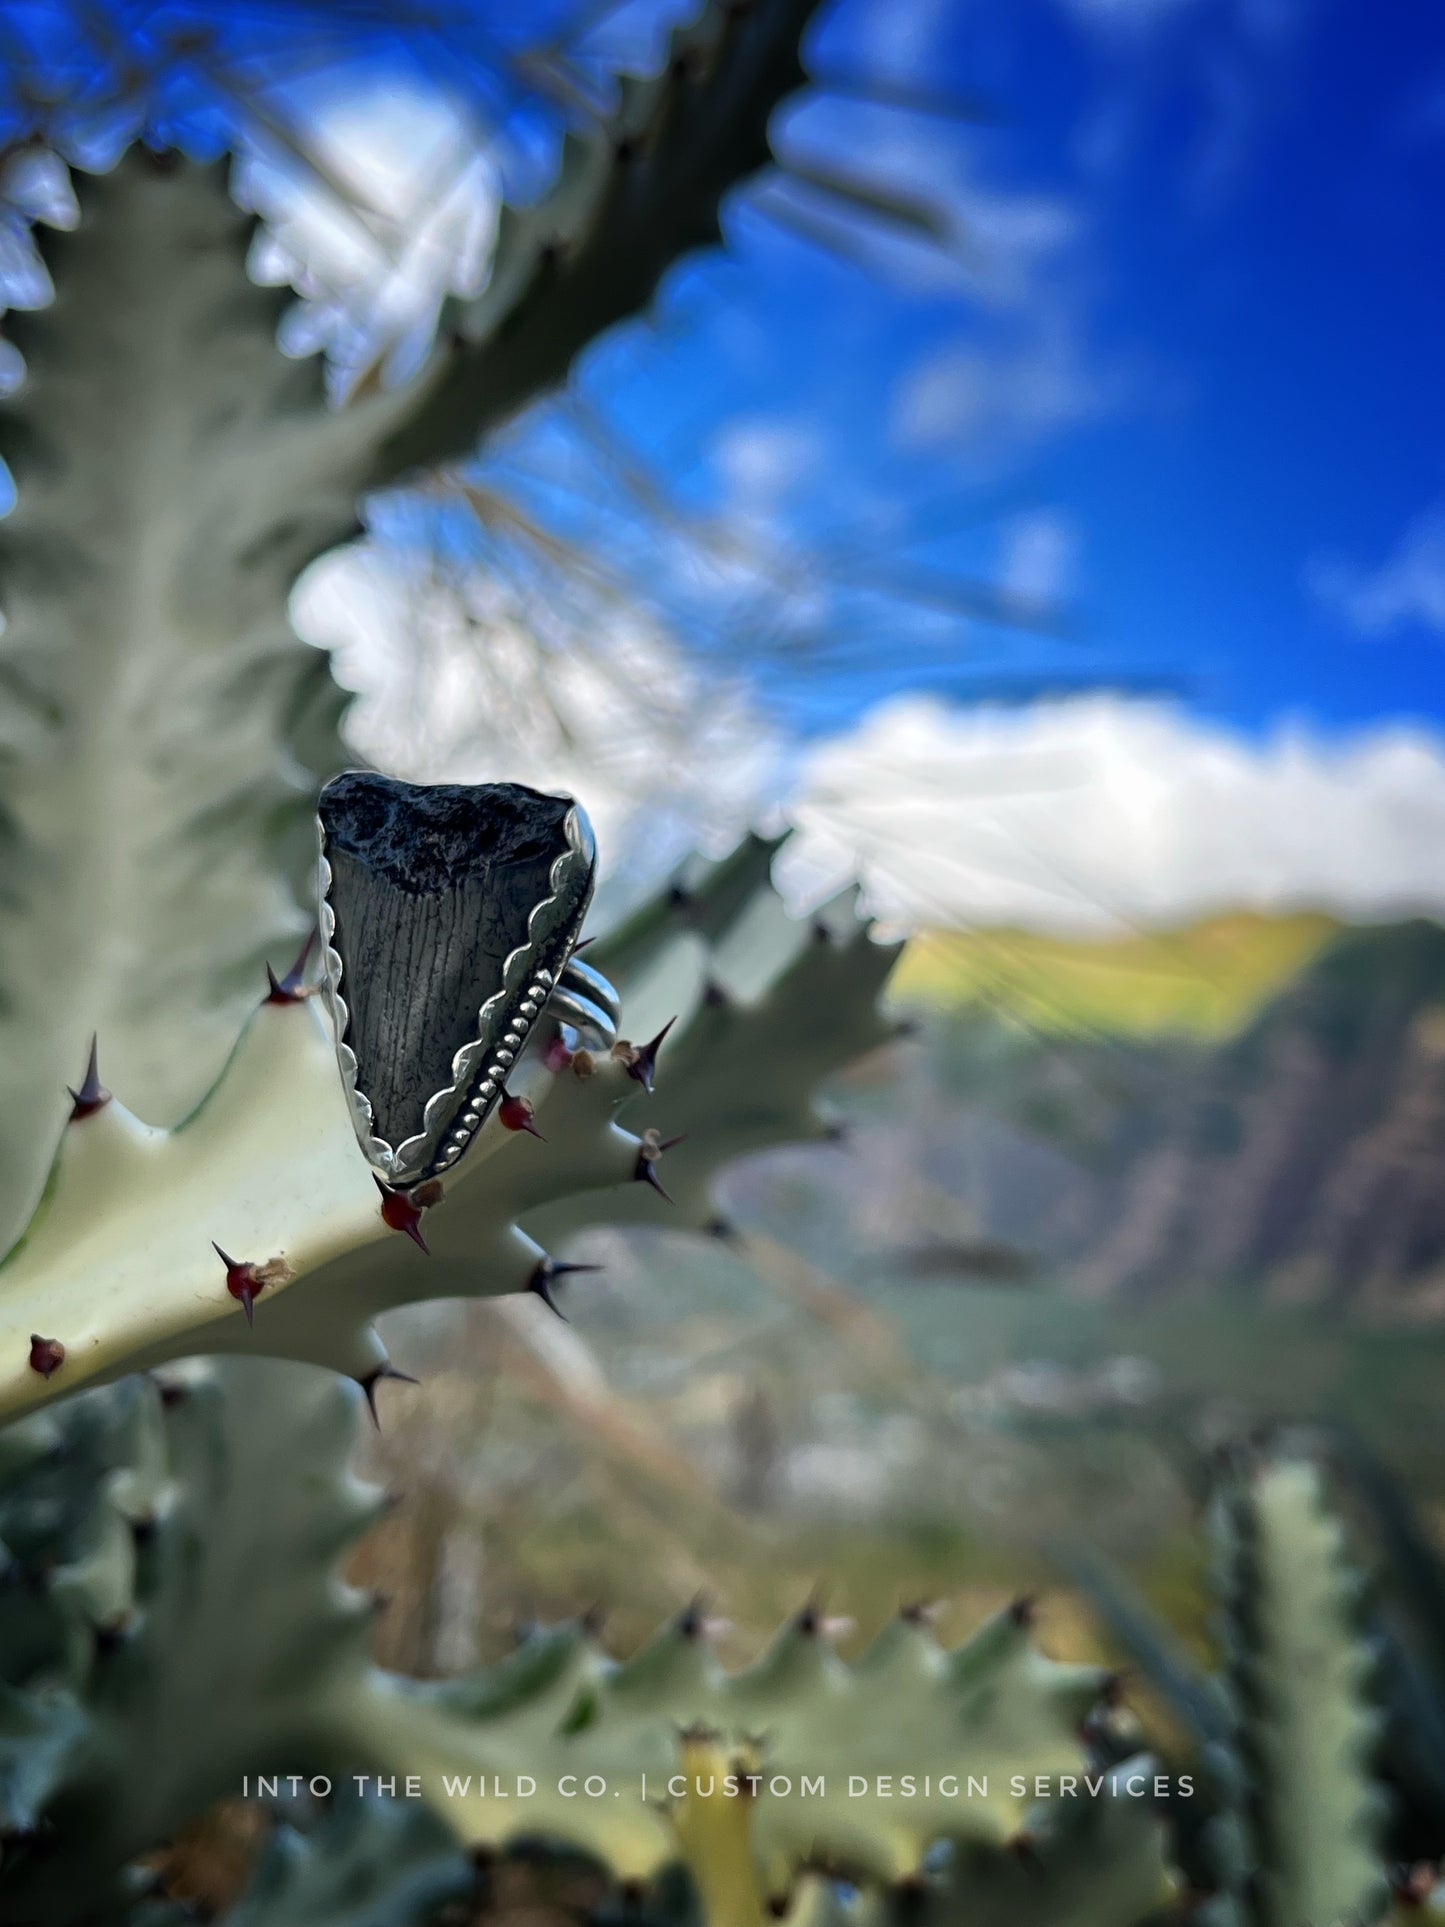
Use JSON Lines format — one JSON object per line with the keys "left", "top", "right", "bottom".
{"left": 1206, "top": 1458, "right": 1387, "bottom": 1927}
{"left": 0, "top": 0, "right": 824, "bottom": 1255}
{"left": 218, "top": 1795, "right": 473, "bottom": 1927}
{"left": 829, "top": 1759, "right": 1177, "bottom": 1927}
{"left": 1065, "top": 1447, "right": 1431, "bottom": 1927}
{"left": 0, "top": 12, "right": 1188, "bottom": 1925}
{"left": 216, "top": 1775, "right": 1180, "bottom": 1927}
{"left": 0, "top": 826, "right": 897, "bottom": 1421}
{"left": 0, "top": 0, "right": 902, "bottom": 1420}
{"left": 0, "top": 1351, "right": 1163, "bottom": 1926}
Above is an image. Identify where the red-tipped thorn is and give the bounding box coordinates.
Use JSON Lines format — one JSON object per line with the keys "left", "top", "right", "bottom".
{"left": 265, "top": 929, "right": 316, "bottom": 1004}
{"left": 625, "top": 1016, "right": 676, "bottom": 1095}
{"left": 499, "top": 1092, "right": 545, "bottom": 1140}
{"left": 67, "top": 1035, "right": 110, "bottom": 1120}
{"left": 28, "top": 1334, "right": 65, "bottom": 1379}
{"left": 359, "top": 1362, "right": 420, "bottom": 1429}
{"left": 374, "top": 1175, "right": 430, "bottom": 1253}
{"left": 527, "top": 1256, "right": 601, "bottom": 1319}
{"left": 212, "top": 1242, "right": 292, "bottom": 1325}
{"left": 213, "top": 1243, "right": 252, "bottom": 1323}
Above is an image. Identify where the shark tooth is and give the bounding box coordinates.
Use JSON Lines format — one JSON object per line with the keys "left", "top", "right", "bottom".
{"left": 317, "top": 773, "right": 597, "bottom": 1185}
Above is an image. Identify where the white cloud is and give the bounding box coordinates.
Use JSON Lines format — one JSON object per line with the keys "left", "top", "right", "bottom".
{"left": 291, "top": 541, "right": 783, "bottom": 903}
{"left": 780, "top": 694, "right": 1445, "bottom": 933}
{"left": 297, "top": 521, "right": 1445, "bottom": 941}
{"left": 876, "top": 159, "right": 1123, "bottom": 464}
{"left": 1310, "top": 504, "right": 1445, "bottom": 638}
{"left": 892, "top": 346, "right": 988, "bottom": 444}
{"left": 711, "top": 418, "right": 821, "bottom": 508}
{"left": 1066, "top": 0, "right": 1302, "bottom": 215}
{"left": 235, "top": 76, "right": 498, "bottom": 385}
{"left": 891, "top": 310, "right": 1122, "bottom": 458}
{"left": 939, "top": 183, "right": 1082, "bottom": 310}
{"left": 999, "top": 511, "right": 1078, "bottom": 602}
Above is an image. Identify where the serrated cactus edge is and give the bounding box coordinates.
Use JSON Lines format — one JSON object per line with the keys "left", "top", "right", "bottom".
{"left": 0, "top": 1352, "right": 1171, "bottom": 1926}
{"left": 0, "top": 832, "right": 900, "bottom": 1422}
{"left": 0, "top": 0, "right": 827, "bottom": 1251}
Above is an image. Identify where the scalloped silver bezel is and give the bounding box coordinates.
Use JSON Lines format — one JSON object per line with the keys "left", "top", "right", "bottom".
{"left": 318, "top": 796, "right": 597, "bottom": 1188}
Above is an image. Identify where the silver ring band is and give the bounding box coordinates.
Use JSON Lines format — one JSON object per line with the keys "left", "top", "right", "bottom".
{"left": 550, "top": 956, "right": 619, "bottom": 1050}
{"left": 560, "top": 954, "right": 620, "bottom": 1020}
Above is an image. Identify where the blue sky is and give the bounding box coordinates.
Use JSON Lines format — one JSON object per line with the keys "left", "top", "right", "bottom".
{"left": 7, "top": 0, "right": 1441, "bottom": 748}
{"left": 554, "top": 0, "right": 1445, "bottom": 739}
{"left": 6, "top": 0, "right": 1445, "bottom": 921}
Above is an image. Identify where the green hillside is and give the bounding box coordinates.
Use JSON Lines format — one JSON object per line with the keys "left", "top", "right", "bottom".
{"left": 891, "top": 909, "right": 1345, "bottom": 1039}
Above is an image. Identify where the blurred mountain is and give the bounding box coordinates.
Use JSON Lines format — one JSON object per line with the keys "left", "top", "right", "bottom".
{"left": 891, "top": 910, "right": 1344, "bottom": 1038}
{"left": 877, "top": 916, "right": 1445, "bottom": 1311}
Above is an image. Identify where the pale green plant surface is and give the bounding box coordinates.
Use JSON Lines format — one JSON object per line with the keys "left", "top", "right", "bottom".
{"left": 0, "top": 830, "right": 897, "bottom": 1421}
{"left": 1205, "top": 1459, "right": 1387, "bottom": 1927}
{"left": 0, "top": 8, "right": 1205, "bottom": 1924}
{"left": 0, "top": 0, "right": 826, "bottom": 1252}
{"left": 0, "top": 1345, "right": 1150, "bottom": 1925}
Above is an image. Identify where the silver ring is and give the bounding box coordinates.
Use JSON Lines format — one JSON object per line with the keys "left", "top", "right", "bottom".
{"left": 317, "top": 773, "right": 617, "bottom": 1188}
{"left": 551, "top": 955, "right": 620, "bottom": 1049}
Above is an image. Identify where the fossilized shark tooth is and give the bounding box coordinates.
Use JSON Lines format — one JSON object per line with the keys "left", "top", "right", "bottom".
{"left": 317, "top": 772, "right": 598, "bottom": 1187}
